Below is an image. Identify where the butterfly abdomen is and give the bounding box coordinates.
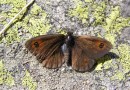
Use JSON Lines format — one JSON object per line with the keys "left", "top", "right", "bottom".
{"left": 65, "top": 32, "right": 75, "bottom": 66}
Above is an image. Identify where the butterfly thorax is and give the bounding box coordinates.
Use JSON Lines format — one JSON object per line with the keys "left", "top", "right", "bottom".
{"left": 65, "top": 32, "right": 75, "bottom": 49}
{"left": 65, "top": 32, "right": 75, "bottom": 66}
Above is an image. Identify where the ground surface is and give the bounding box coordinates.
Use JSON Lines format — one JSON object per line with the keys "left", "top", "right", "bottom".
{"left": 0, "top": 0, "right": 130, "bottom": 90}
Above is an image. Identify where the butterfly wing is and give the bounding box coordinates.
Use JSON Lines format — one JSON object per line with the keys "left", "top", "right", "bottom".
{"left": 25, "top": 34, "right": 65, "bottom": 69}
{"left": 72, "top": 36, "right": 112, "bottom": 72}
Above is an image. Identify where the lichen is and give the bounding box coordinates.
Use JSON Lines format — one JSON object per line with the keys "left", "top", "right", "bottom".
{"left": 68, "top": 0, "right": 89, "bottom": 24}
{"left": 0, "top": 0, "right": 26, "bottom": 21}
{"left": 105, "top": 33, "right": 116, "bottom": 46}
{"left": 0, "top": 1, "right": 51, "bottom": 44}
{"left": 1, "top": 0, "right": 130, "bottom": 82}
{"left": 23, "top": 4, "right": 51, "bottom": 37}
{"left": 84, "top": 0, "right": 93, "bottom": 3}
{"left": 0, "top": 60, "right": 15, "bottom": 86}
{"left": 69, "top": 0, "right": 130, "bottom": 74}
{"left": 92, "top": 1, "right": 107, "bottom": 26}
{"left": 57, "top": 29, "right": 66, "bottom": 34}
{"left": 22, "top": 70, "right": 37, "bottom": 90}
{"left": 109, "top": 44, "right": 130, "bottom": 81}
{"left": 103, "top": 6, "right": 130, "bottom": 33}
{"left": 111, "top": 71, "right": 124, "bottom": 81}
{"left": 0, "top": 0, "right": 26, "bottom": 44}
{"left": 3, "top": 27, "right": 21, "bottom": 44}
{"left": 95, "top": 55, "right": 112, "bottom": 71}
{"left": 117, "top": 44, "right": 130, "bottom": 73}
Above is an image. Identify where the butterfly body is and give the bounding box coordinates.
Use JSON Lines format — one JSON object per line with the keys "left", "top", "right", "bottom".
{"left": 25, "top": 32, "right": 112, "bottom": 72}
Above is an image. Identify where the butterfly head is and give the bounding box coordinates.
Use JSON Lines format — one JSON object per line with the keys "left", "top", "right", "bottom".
{"left": 65, "top": 32, "right": 75, "bottom": 48}
{"left": 67, "top": 32, "right": 73, "bottom": 36}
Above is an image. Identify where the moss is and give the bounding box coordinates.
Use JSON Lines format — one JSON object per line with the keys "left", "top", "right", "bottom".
{"left": 22, "top": 70, "right": 37, "bottom": 90}
{"left": 0, "top": 60, "right": 15, "bottom": 86}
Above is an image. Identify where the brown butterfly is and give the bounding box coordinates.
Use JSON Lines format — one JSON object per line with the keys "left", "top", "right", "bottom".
{"left": 25, "top": 32, "right": 112, "bottom": 72}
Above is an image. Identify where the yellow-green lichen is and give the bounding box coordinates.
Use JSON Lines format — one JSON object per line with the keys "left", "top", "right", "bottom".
{"left": 0, "top": 0, "right": 26, "bottom": 44}
{"left": 92, "top": 1, "right": 107, "bottom": 25}
{"left": 0, "top": 0, "right": 26, "bottom": 20}
{"left": 117, "top": 44, "right": 130, "bottom": 72}
{"left": 95, "top": 63, "right": 103, "bottom": 71}
{"left": 69, "top": 0, "right": 130, "bottom": 73}
{"left": 110, "top": 44, "right": 130, "bottom": 81}
{"left": 103, "top": 6, "right": 130, "bottom": 33}
{"left": 105, "top": 33, "right": 116, "bottom": 46}
{"left": 69, "top": 0, "right": 108, "bottom": 25}
{"left": 0, "top": 60, "right": 15, "bottom": 86}
{"left": 95, "top": 54, "right": 112, "bottom": 71}
{"left": 0, "top": 0, "right": 26, "bottom": 7}
{"left": 69, "top": 0, "right": 130, "bottom": 33}
{"left": 103, "top": 6, "right": 120, "bottom": 32}
{"left": 85, "top": 0, "right": 93, "bottom": 3}
{"left": 0, "top": 1, "right": 51, "bottom": 44}
{"left": 69, "top": 0, "right": 89, "bottom": 24}
{"left": 102, "top": 5, "right": 130, "bottom": 60}
{"left": 2, "top": 26, "right": 21, "bottom": 44}
{"left": 22, "top": 70, "right": 37, "bottom": 90}
{"left": 23, "top": 3, "right": 51, "bottom": 37}
{"left": 57, "top": 29, "right": 66, "bottom": 34}
{"left": 111, "top": 71, "right": 124, "bottom": 81}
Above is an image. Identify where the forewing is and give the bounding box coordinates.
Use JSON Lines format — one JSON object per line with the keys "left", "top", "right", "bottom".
{"left": 74, "top": 36, "right": 112, "bottom": 59}
{"left": 25, "top": 34, "right": 65, "bottom": 68}
{"left": 72, "top": 36, "right": 112, "bottom": 72}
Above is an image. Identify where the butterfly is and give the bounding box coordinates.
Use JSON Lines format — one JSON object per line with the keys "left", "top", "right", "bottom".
{"left": 25, "top": 32, "right": 112, "bottom": 72}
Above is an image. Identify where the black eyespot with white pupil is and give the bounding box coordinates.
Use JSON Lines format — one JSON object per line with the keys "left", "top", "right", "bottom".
{"left": 99, "top": 43, "right": 104, "bottom": 48}
{"left": 34, "top": 42, "right": 39, "bottom": 48}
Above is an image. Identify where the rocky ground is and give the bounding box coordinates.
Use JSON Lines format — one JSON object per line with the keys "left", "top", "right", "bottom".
{"left": 0, "top": 0, "right": 130, "bottom": 90}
